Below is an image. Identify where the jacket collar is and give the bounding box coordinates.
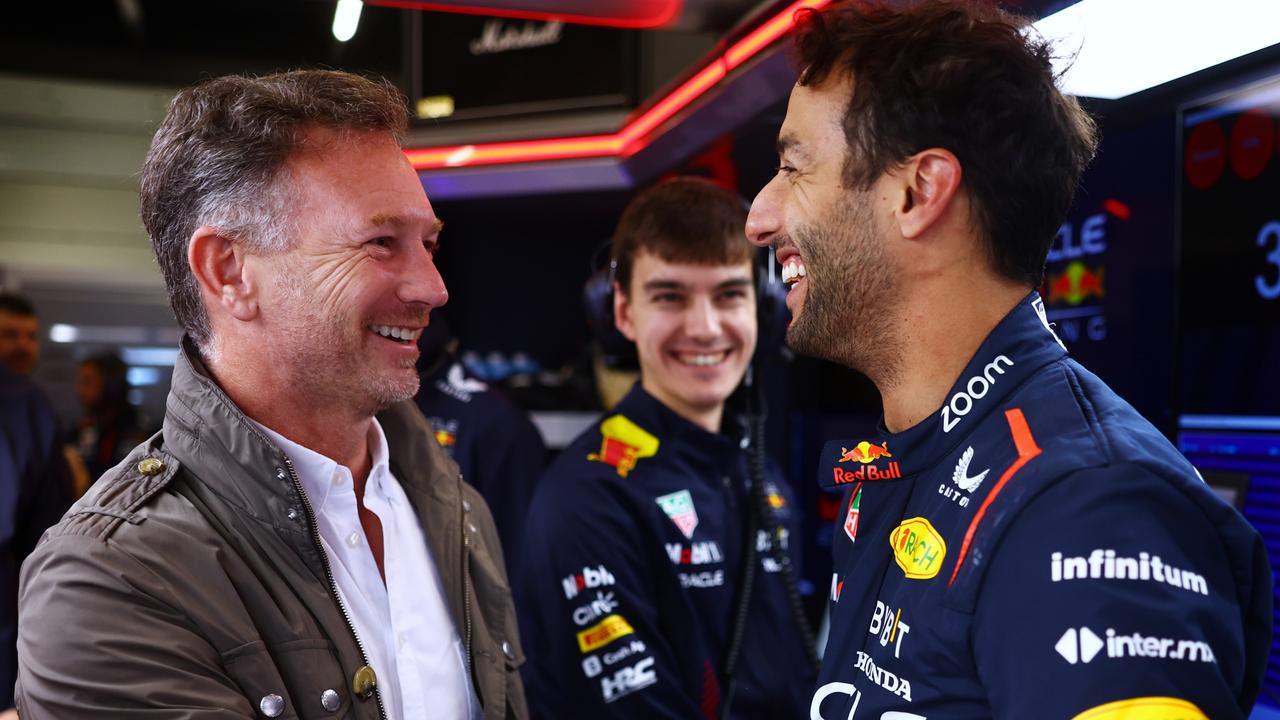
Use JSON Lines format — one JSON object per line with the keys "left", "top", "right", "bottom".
{"left": 817, "top": 292, "right": 1067, "bottom": 488}
{"left": 161, "top": 338, "right": 460, "bottom": 523}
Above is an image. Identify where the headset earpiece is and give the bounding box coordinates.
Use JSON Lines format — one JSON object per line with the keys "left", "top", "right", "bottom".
{"left": 582, "top": 264, "right": 639, "bottom": 369}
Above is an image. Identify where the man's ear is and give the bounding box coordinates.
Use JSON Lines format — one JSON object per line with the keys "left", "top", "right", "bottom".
{"left": 188, "top": 227, "right": 258, "bottom": 322}
{"left": 893, "top": 148, "right": 962, "bottom": 240}
{"left": 612, "top": 281, "right": 637, "bottom": 342}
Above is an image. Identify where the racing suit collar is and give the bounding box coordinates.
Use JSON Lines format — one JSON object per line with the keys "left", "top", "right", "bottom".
{"left": 818, "top": 292, "right": 1067, "bottom": 488}
{"left": 614, "top": 382, "right": 743, "bottom": 469}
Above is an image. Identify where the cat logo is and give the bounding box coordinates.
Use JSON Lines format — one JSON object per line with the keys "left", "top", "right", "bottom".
{"left": 588, "top": 415, "right": 660, "bottom": 477}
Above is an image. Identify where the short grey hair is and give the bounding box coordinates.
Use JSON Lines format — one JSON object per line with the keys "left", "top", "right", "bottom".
{"left": 139, "top": 69, "right": 410, "bottom": 350}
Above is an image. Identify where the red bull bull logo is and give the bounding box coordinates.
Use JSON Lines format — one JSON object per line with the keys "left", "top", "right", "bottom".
{"left": 1047, "top": 261, "right": 1105, "bottom": 307}
{"left": 890, "top": 517, "right": 946, "bottom": 580}
{"left": 838, "top": 441, "right": 892, "bottom": 464}
{"left": 588, "top": 415, "right": 660, "bottom": 478}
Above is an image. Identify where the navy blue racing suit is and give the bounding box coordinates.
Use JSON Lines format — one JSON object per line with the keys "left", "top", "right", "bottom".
{"left": 810, "top": 293, "right": 1271, "bottom": 720}
{"left": 414, "top": 358, "right": 547, "bottom": 575}
{"left": 517, "top": 384, "right": 815, "bottom": 719}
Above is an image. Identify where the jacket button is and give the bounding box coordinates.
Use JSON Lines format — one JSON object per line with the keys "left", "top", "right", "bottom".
{"left": 286, "top": 508, "right": 301, "bottom": 522}
{"left": 320, "top": 688, "right": 341, "bottom": 712}
{"left": 502, "top": 640, "right": 515, "bottom": 660}
{"left": 136, "top": 458, "right": 164, "bottom": 476}
{"left": 351, "top": 665, "right": 377, "bottom": 699}
{"left": 462, "top": 499, "right": 471, "bottom": 512}
{"left": 259, "top": 693, "right": 285, "bottom": 717}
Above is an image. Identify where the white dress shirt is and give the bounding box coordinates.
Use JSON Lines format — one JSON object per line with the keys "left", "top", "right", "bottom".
{"left": 254, "top": 418, "right": 480, "bottom": 719}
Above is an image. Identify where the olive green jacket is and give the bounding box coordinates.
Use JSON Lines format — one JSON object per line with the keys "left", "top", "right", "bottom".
{"left": 16, "top": 342, "right": 528, "bottom": 719}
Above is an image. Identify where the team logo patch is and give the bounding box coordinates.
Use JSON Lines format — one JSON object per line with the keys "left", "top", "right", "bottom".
{"left": 889, "top": 517, "right": 947, "bottom": 580}
{"left": 577, "top": 614, "right": 635, "bottom": 653}
{"left": 843, "top": 484, "right": 863, "bottom": 543}
{"left": 655, "top": 489, "right": 699, "bottom": 539}
{"left": 588, "top": 415, "right": 660, "bottom": 477}
{"left": 951, "top": 446, "right": 988, "bottom": 492}
{"left": 839, "top": 441, "right": 892, "bottom": 464}
{"left": 427, "top": 417, "right": 459, "bottom": 456}
{"left": 1070, "top": 697, "right": 1207, "bottom": 720}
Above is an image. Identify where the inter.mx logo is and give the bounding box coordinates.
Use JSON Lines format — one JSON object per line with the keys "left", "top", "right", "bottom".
{"left": 1055, "top": 627, "right": 1215, "bottom": 665}
{"left": 562, "top": 565, "right": 616, "bottom": 599}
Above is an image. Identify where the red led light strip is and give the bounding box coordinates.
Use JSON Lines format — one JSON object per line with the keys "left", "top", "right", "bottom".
{"left": 367, "top": 0, "right": 683, "bottom": 30}
{"left": 405, "top": 0, "right": 831, "bottom": 170}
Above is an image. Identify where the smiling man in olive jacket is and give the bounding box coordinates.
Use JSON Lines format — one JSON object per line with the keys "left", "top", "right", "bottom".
{"left": 15, "top": 70, "right": 527, "bottom": 719}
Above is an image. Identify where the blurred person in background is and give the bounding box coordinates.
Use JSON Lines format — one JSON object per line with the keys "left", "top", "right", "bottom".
{"left": 68, "top": 352, "right": 149, "bottom": 484}
{"left": 518, "top": 178, "right": 816, "bottom": 719}
{"left": 0, "top": 359, "right": 74, "bottom": 718}
{"left": 16, "top": 69, "right": 526, "bottom": 719}
{"left": 0, "top": 293, "right": 40, "bottom": 377}
{"left": 414, "top": 312, "right": 547, "bottom": 576}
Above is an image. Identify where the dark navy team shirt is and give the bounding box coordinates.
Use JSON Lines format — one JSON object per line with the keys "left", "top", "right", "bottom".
{"left": 811, "top": 293, "right": 1272, "bottom": 720}
{"left": 517, "top": 384, "right": 815, "bottom": 719}
{"left": 414, "top": 359, "right": 547, "bottom": 573}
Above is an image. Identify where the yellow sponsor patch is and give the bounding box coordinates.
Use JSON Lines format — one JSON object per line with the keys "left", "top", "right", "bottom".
{"left": 1071, "top": 697, "right": 1208, "bottom": 720}
{"left": 587, "top": 415, "right": 660, "bottom": 477}
{"left": 889, "top": 517, "right": 946, "bottom": 580}
{"left": 576, "top": 614, "right": 635, "bottom": 653}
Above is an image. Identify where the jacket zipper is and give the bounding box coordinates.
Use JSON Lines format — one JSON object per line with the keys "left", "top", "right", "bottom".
{"left": 460, "top": 478, "right": 475, "bottom": 693}
{"left": 463, "top": 530, "right": 474, "bottom": 671}
{"left": 283, "top": 458, "right": 389, "bottom": 720}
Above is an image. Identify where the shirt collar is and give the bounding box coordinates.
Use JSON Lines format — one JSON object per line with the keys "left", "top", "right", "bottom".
{"left": 250, "top": 418, "right": 392, "bottom": 512}
{"left": 817, "top": 292, "right": 1067, "bottom": 489}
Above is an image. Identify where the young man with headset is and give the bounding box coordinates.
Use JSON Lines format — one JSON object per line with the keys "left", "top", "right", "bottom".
{"left": 517, "top": 177, "right": 817, "bottom": 719}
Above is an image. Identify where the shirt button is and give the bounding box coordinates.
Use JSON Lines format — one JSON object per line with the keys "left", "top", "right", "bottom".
{"left": 320, "top": 688, "right": 341, "bottom": 712}
{"left": 346, "top": 532, "right": 361, "bottom": 547}
{"left": 397, "top": 633, "right": 407, "bottom": 650}
{"left": 334, "top": 473, "right": 347, "bottom": 487}
{"left": 259, "top": 693, "right": 285, "bottom": 717}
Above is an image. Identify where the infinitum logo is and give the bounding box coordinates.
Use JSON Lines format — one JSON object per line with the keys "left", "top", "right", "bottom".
{"left": 1050, "top": 550, "right": 1209, "bottom": 596}
{"left": 1055, "top": 626, "right": 1215, "bottom": 665}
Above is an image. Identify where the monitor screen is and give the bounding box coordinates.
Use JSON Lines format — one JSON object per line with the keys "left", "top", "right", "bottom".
{"left": 1179, "top": 76, "right": 1280, "bottom": 418}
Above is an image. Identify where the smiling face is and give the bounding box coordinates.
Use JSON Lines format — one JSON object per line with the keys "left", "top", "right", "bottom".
{"left": 746, "top": 77, "right": 903, "bottom": 379}
{"left": 615, "top": 251, "right": 757, "bottom": 429}
{"left": 253, "top": 128, "right": 448, "bottom": 416}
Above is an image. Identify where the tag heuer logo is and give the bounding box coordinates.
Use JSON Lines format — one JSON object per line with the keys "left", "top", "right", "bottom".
{"left": 655, "top": 490, "right": 698, "bottom": 539}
